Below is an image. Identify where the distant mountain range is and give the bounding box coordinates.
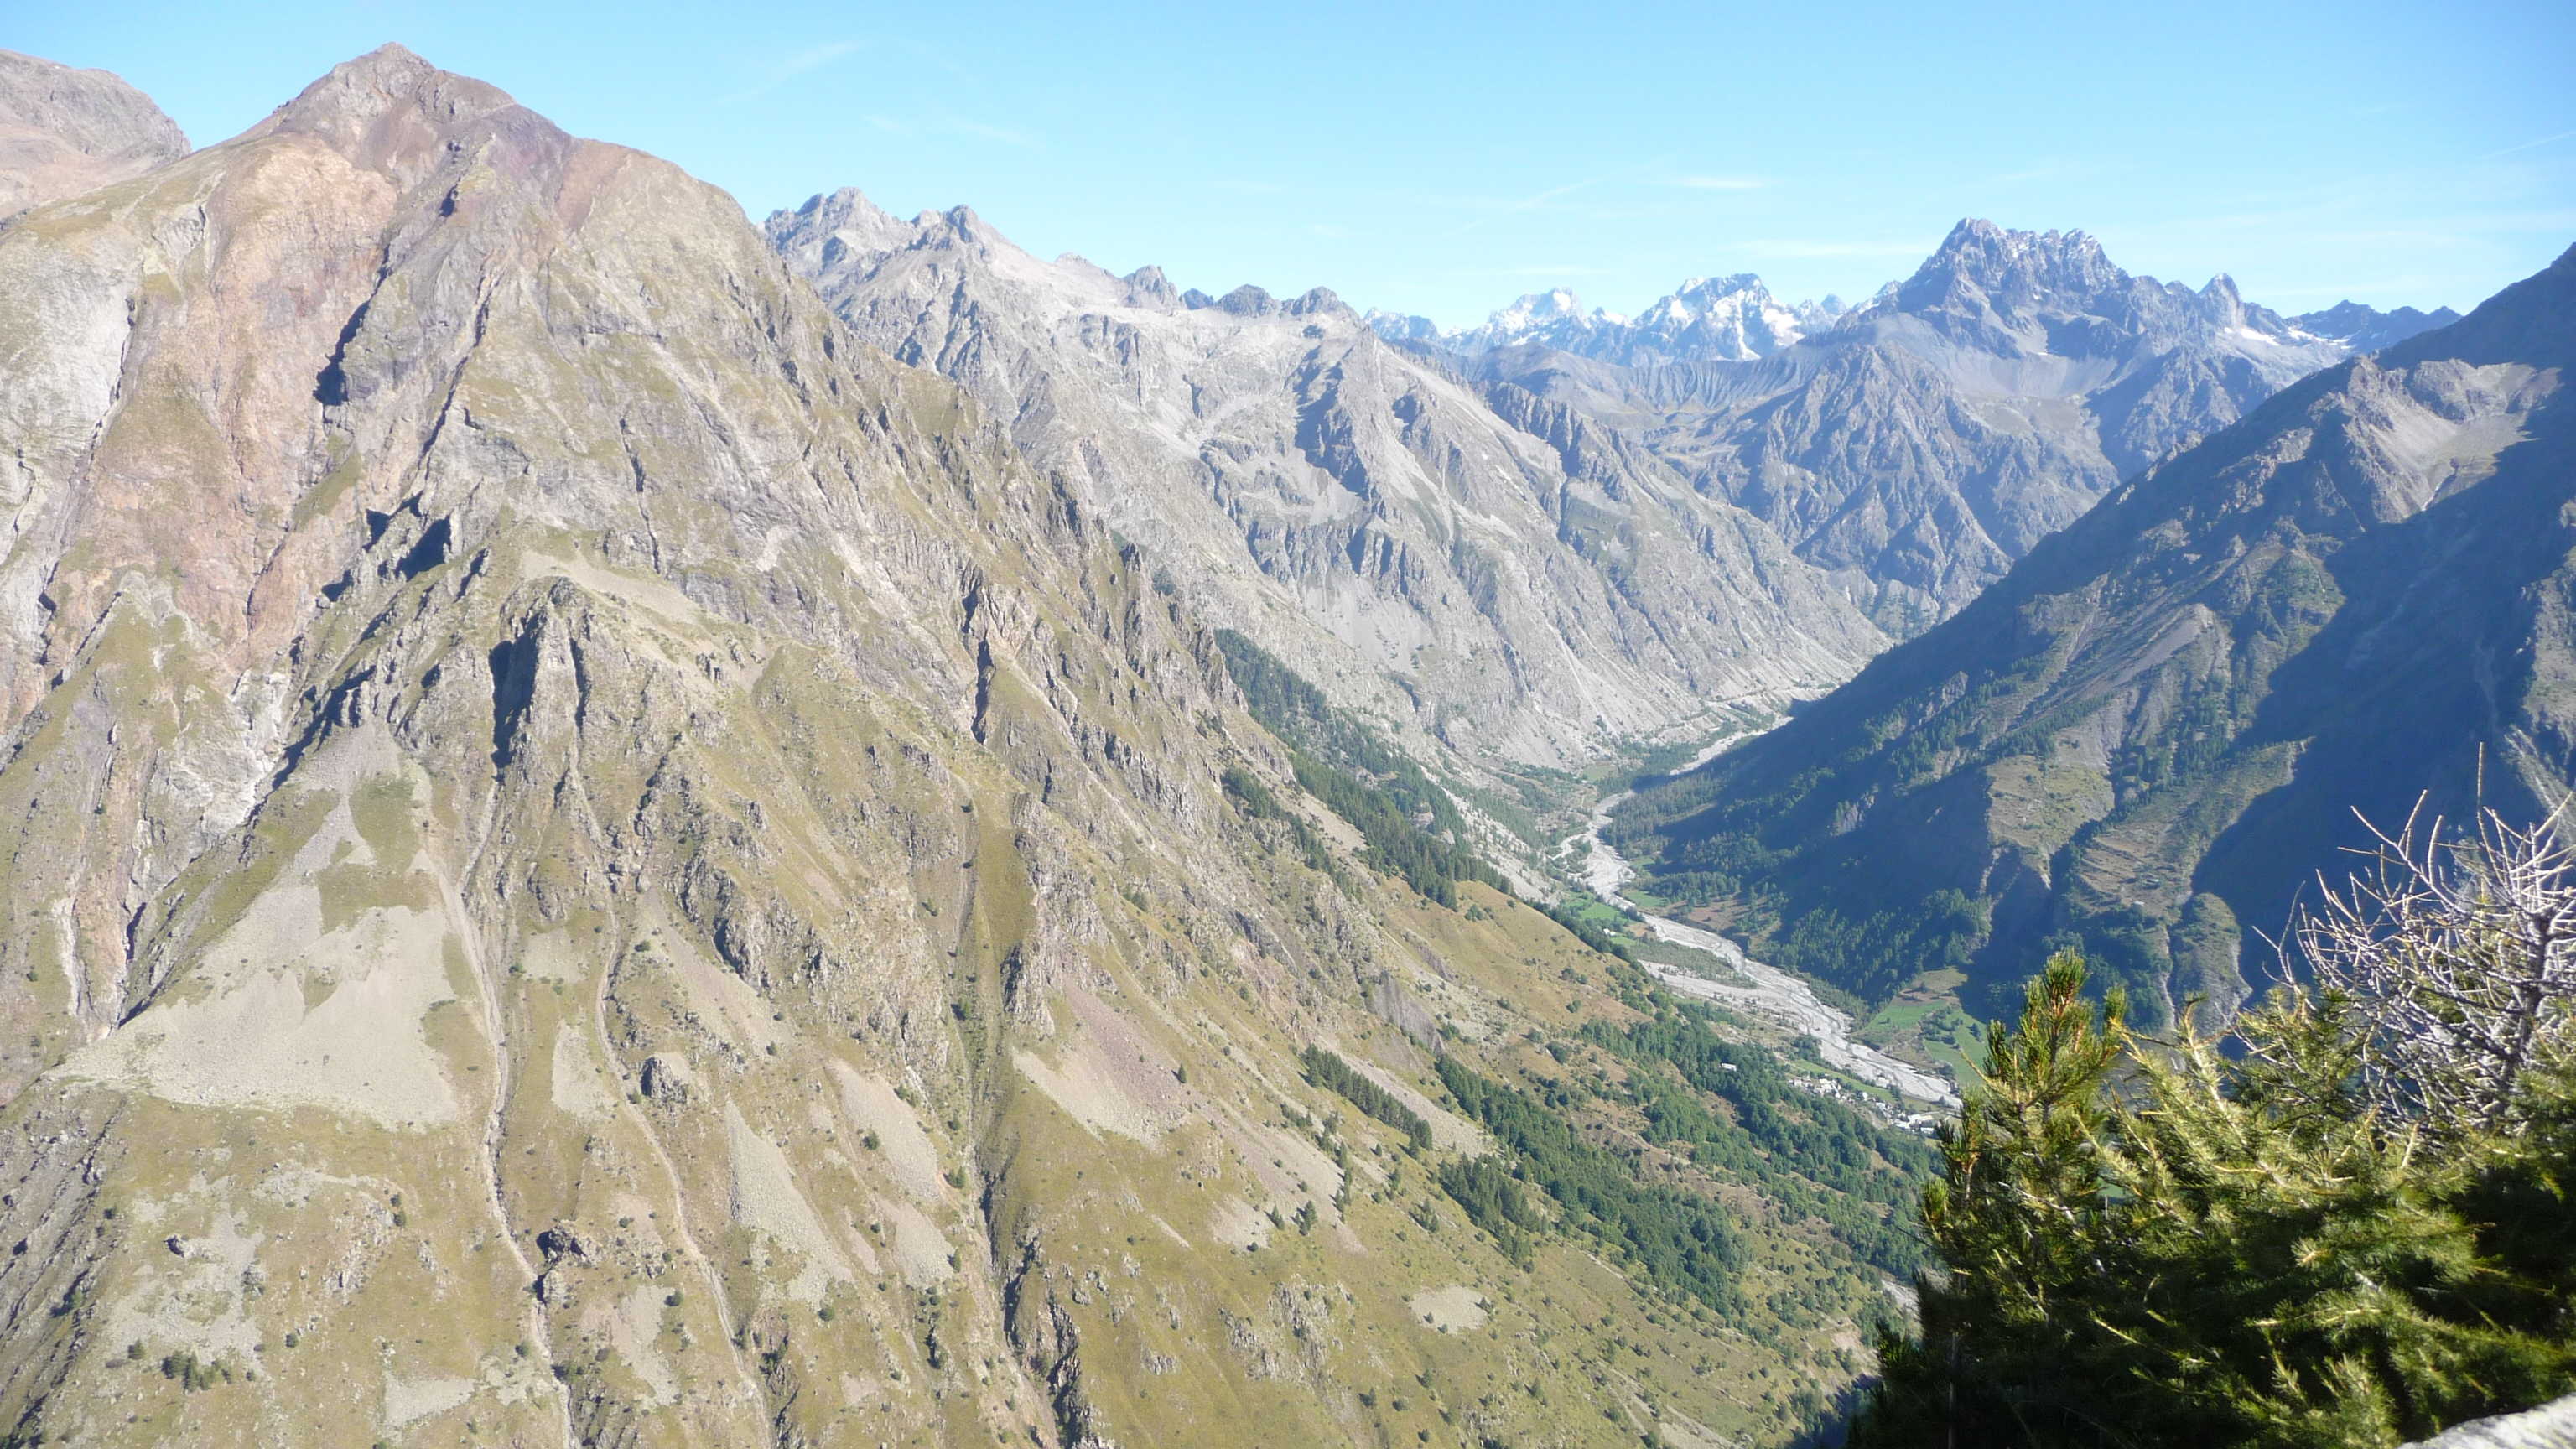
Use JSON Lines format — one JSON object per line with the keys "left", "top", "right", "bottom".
{"left": 1608, "top": 242, "right": 2573, "bottom": 1025}
{"left": 1382, "top": 225, "right": 2459, "bottom": 631}
{"left": 1368, "top": 274, "right": 1844, "bottom": 366}
{"left": 1384, "top": 243, "right": 2454, "bottom": 378}
{"left": 767, "top": 188, "right": 1888, "bottom": 771}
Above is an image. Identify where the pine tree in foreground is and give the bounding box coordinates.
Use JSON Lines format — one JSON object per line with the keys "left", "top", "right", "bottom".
{"left": 1850, "top": 807, "right": 2576, "bottom": 1448}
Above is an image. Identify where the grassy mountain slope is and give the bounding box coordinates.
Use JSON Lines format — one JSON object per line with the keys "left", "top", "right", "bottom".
{"left": 0, "top": 46, "right": 1931, "bottom": 1448}
{"left": 1610, "top": 244, "right": 2576, "bottom": 1026}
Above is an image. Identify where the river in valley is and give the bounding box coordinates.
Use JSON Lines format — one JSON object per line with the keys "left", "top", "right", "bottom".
{"left": 1572, "top": 782, "right": 1960, "bottom": 1111}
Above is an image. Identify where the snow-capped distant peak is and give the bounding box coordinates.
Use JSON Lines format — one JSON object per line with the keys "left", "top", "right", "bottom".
{"left": 1494, "top": 288, "right": 1587, "bottom": 325}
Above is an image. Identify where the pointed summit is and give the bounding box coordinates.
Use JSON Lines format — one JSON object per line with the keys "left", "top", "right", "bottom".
{"left": 1447, "top": 287, "right": 1619, "bottom": 353}
{"left": 1498, "top": 287, "right": 1587, "bottom": 325}
{"left": 1623, "top": 273, "right": 1802, "bottom": 361}
{"left": 766, "top": 186, "right": 916, "bottom": 274}
{"left": 256, "top": 44, "right": 553, "bottom": 190}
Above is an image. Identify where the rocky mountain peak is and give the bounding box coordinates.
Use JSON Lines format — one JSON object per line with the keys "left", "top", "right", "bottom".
{"left": 1626, "top": 273, "right": 1803, "bottom": 360}
{"left": 1674, "top": 272, "right": 1768, "bottom": 303}
{"left": 0, "top": 48, "right": 190, "bottom": 218}
{"left": 767, "top": 184, "right": 922, "bottom": 269}
{"left": 766, "top": 184, "right": 916, "bottom": 275}
{"left": 1285, "top": 283, "right": 1352, "bottom": 319}
{"left": 256, "top": 44, "right": 553, "bottom": 191}
{"left": 268, "top": 43, "right": 502, "bottom": 138}
{"left": 1361, "top": 307, "right": 1444, "bottom": 344}
{"left": 2192, "top": 270, "right": 2254, "bottom": 329}
{"left": 1894, "top": 217, "right": 2125, "bottom": 326}
{"left": 1214, "top": 282, "right": 1275, "bottom": 315}
{"left": 1121, "top": 262, "right": 1179, "bottom": 306}
{"left": 927, "top": 200, "right": 1006, "bottom": 251}
{"left": 1498, "top": 286, "right": 1589, "bottom": 326}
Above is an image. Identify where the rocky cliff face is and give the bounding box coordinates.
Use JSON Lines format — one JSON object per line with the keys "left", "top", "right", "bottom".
{"left": 768, "top": 189, "right": 1887, "bottom": 769}
{"left": 0, "top": 49, "right": 188, "bottom": 221}
{"left": 1610, "top": 243, "right": 2576, "bottom": 1026}
{"left": 0, "top": 47, "right": 1926, "bottom": 1449}
{"left": 1469, "top": 221, "right": 2454, "bottom": 631}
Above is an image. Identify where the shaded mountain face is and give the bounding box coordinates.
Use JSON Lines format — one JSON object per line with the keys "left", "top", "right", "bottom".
{"left": 1608, "top": 245, "right": 2576, "bottom": 1025}
{"left": 0, "top": 47, "right": 1937, "bottom": 1449}
{"left": 768, "top": 188, "right": 1887, "bottom": 769}
{"left": 1462, "top": 221, "right": 2445, "bottom": 631}
{"left": 0, "top": 49, "right": 188, "bottom": 220}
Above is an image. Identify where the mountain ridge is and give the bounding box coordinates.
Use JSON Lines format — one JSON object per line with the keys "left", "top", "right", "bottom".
{"left": 766, "top": 183, "right": 1890, "bottom": 776}
{"left": 1607, "top": 241, "right": 2576, "bottom": 1025}
{"left": 0, "top": 44, "right": 1946, "bottom": 1449}
{"left": 1449, "top": 220, "right": 2459, "bottom": 631}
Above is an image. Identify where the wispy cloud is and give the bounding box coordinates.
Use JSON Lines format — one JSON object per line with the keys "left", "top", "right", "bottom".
{"left": 1307, "top": 223, "right": 1355, "bottom": 241}
{"left": 1670, "top": 174, "right": 1769, "bottom": 190}
{"left": 1737, "top": 238, "right": 1935, "bottom": 258}
{"left": 724, "top": 39, "right": 864, "bottom": 103}
{"left": 1213, "top": 179, "right": 1288, "bottom": 196}
{"left": 1464, "top": 265, "right": 1618, "bottom": 278}
{"left": 2485, "top": 128, "right": 2576, "bottom": 160}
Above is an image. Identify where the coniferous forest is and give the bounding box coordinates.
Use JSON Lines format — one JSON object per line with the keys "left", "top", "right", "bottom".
{"left": 1852, "top": 813, "right": 2576, "bottom": 1446}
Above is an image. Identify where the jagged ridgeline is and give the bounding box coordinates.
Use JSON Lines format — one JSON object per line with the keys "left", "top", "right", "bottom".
{"left": 0, "top": 44, "right": 1934, "bottom": 1449}
{"left": 1215, "top": 628, "right": 1504, "bottom": 906}
{"left": 1610, "top": 243, "right": 2576, "bottom": 1025}
{"left": 1449, "top": 222, "right": 2459, "bottom": 633}
{"left": 767, "top": 185, "right": 1888, "bottom": 769}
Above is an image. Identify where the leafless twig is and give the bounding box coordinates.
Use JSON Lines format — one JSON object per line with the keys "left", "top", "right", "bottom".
{"left": 2270, "top": 796, "right": 2576, "bottom": 1132}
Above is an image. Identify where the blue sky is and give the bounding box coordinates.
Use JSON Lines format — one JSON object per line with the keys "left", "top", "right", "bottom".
{"left": 14, "top": 0, "right": 2572, "bottom": 327}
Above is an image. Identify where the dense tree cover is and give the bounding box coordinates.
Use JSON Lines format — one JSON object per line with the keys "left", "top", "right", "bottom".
{"left": 1216, "top": 630, "right": 1504, "bottom": 906}
{"left": 1219, "top": 765, "right": 1343, "bottom": 881}
{"left": 1435, "top": 1057, "right": 1743, "bottom": 1315}
{"left": 1583, "top": 1007, "right": 1937, "bottom": 1275}
{"left": 1852, "top": 945, "right": 2576, "bottom": 1448}
{"left": 1301, "top": 1046, "right": 1435, "bottom": 1152}
{"left": 1541, "top": 901, "right": 1636, "bottom": 963}
{"left": 1763, "top": 893, "right": 1987, "bottom": 1009}
{"left": 1432, "top": 1156, "right": 1543, "bottom": 1265}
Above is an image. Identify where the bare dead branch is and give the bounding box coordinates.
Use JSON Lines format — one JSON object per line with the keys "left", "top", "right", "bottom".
{"left": 2272, "top": 796, "right": 2576, "bottom": 1133}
